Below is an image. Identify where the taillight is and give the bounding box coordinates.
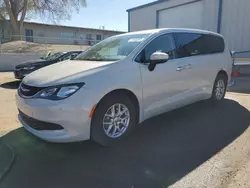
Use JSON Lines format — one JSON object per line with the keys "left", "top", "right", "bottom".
{"left": 231, "top": 71, "right": 240, "bottom": 77}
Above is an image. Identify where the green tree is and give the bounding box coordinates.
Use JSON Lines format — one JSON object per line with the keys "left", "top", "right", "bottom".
{"left": 0, "top": 0, "right": 87, "bottom": 40}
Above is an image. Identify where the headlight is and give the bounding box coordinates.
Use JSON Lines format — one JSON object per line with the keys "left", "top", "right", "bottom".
{"left": 23, "top": 66, "right": 35, "bottom": 70}
{"left": 39, "top": 88, "right": 58, "bottom": 98}
{"left": 57, "top": 85, "right": 80, "bottom": 98}
{"left": 35, "top": 83, "right": 84, "bottom": 100}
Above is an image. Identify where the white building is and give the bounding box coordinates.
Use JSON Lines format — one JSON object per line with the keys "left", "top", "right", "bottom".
{"left": 127, "top": 0, "right": 250, "bottom": 52}
{"left": 0, "top": 21, "right": 124, "bottom": 45}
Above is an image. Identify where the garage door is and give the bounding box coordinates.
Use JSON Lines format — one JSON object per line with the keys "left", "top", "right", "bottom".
{"left": 158, "top": 1, "right": 204, "bottom": 29}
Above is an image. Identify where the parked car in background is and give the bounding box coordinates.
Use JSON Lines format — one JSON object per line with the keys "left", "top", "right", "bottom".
{"left": 14, "top": 51, "right": 83, "bottom": 79}
{"left": 16, "top": 28, "right": 232, "bottom": 146}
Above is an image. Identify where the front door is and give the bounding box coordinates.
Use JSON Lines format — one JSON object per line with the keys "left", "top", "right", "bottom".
{"left": 137, "top": 33, "right": 194, "bottom": 120}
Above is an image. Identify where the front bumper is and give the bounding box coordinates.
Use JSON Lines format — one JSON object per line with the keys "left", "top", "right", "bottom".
{"left": 14, "top": 69, "right": 33, "bottom": 79}
{"left": 16, "top": 92, "right": 92, "bottom": 143}
{"left": 19, "top": 110, "right": 64, "bottom": 130}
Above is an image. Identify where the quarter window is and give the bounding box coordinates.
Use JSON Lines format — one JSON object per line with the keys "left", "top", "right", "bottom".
{"left": 204, "top": 34, "right": 225, "bottom": 53}
{"left": 136, "top": 34, "right": 176, "bottom": 63}
{"left": 174, "top": 33, "right": 225, "bottom": 58}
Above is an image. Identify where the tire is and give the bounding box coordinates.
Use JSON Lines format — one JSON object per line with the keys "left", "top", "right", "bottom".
{"left": 91, "top": 93, "right": 137, "bottom": 146}
{"left": 211, "top": 74, "right": 228, "bottom": 101}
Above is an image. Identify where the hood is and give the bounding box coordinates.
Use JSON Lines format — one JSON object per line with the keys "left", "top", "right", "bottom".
{"left": 22, "top": 60, "right": 116, "bottom": 87}
{"left": 16, "top": 59, "right": 48, "bottom": 68}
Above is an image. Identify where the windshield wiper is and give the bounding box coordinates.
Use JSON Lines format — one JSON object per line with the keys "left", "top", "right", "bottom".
{"left": 81, "top": 58, "right": 105, "bottom": 61}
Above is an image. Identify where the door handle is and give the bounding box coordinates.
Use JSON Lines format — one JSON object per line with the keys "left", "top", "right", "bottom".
{"left": 176, "top": 66, "right": 184, "bottom": 71}
{"left": 177, "top": 64, "right": 192, "bottom": 71}
{"left": 185, "top": 64, "right": 192, "bottom": 69}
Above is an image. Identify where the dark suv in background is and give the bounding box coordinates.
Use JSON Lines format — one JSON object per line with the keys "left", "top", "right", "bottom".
{"left": 14, "top": 51, "right": 83, "bottom": 79}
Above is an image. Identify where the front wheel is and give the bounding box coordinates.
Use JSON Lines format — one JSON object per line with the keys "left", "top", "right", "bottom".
{"left": 211, "top": 74, "right": 227, "bottom": 101}
{"left": 91, "top": 94, "right": 137, "bottom": 146}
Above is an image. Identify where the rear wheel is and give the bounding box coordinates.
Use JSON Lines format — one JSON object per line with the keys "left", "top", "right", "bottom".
{"left": 91, "top": 94, "right": 137, "bottom": 146}
{"left": 211, "top": 74, "right": 227, "bottom": 101}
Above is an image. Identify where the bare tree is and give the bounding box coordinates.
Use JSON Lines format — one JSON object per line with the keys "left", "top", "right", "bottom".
{"left": 0, "top": 0, "right": 87, "bottom": 40}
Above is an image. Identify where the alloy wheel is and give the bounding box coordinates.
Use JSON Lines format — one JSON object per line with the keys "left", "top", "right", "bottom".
{"left": 215, "top": 79, "right": 225, "bottom": 100}
{"left": 102, "top": 103, "right": 130, "bottom": 138}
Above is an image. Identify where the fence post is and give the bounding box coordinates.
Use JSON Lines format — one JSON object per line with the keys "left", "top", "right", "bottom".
{"left": 0, "top": 39, "right": 2, "bottom": 54}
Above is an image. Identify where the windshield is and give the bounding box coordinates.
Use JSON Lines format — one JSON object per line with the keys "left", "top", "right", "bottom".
{"left": 45, "top": 52, "right": 64, "bottom": 60}
{"left": 75, "top": 34, "right": 149, "bottom": 61}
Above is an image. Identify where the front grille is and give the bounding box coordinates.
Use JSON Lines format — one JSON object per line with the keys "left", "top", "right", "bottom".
{"left": 19, "top": 83, "right": 43, "bottom": 97}
{"left": 19, "top": 110, "right": 64, "bottom": 131}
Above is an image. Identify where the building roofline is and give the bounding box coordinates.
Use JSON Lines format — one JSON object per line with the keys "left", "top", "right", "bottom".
{"left": 23, "top": 21, "right": 125, "bottom": 33}
{"left": 127, "top": 0, "right": 169, "bottom": 12}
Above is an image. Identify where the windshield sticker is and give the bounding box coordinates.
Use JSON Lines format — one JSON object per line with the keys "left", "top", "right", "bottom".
{"left": 128, "top": 38, "right": 145, "bottom": 43}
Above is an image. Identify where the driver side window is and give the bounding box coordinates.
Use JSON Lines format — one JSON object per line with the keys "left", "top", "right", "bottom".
{"left": 61, "top": 53, "right": 75, "bottom": 61}
{"left": 136, "top": 34, "right": 176, "bottom": 63}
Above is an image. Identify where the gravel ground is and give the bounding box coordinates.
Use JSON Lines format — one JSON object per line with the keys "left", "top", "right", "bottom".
{"left": 0, "top": 73, "right": 20, "bottom": 136}
{"left": 0, "top": 72, "right": 249, "bottom": 188}
{"left": 171, "top": 92, "right": 250, "bottom": 188}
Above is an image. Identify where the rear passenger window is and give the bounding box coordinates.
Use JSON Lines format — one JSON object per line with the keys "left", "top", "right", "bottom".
{"left": 174, "top": 33, "right": 225, "bottom": 58}
{"left": 174, "top": 33, "right": 201, "bottom": 58}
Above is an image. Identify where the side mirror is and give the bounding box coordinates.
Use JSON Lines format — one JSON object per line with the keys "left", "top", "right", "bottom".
{"left": 148, "top": 52, "right": 169, "bottom": 71}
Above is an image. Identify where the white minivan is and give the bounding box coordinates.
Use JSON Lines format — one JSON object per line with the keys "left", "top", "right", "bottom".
{"left": 16, "top": 28, "right": 233, "bottom": 146}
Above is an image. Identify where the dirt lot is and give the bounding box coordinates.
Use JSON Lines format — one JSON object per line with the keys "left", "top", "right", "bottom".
{"left": 0, "top": 72, "right": 249, "bottom": 188}
{"left": 1, "top": 41, "right": 89, "bottom": 53}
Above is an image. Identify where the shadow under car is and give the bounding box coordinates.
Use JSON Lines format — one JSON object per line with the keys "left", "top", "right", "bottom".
{"left": 0, "top": 99, "right": 249, "bottom": 188}
{"left": 0, "top": 81, "right": 21, "bottom": 89}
